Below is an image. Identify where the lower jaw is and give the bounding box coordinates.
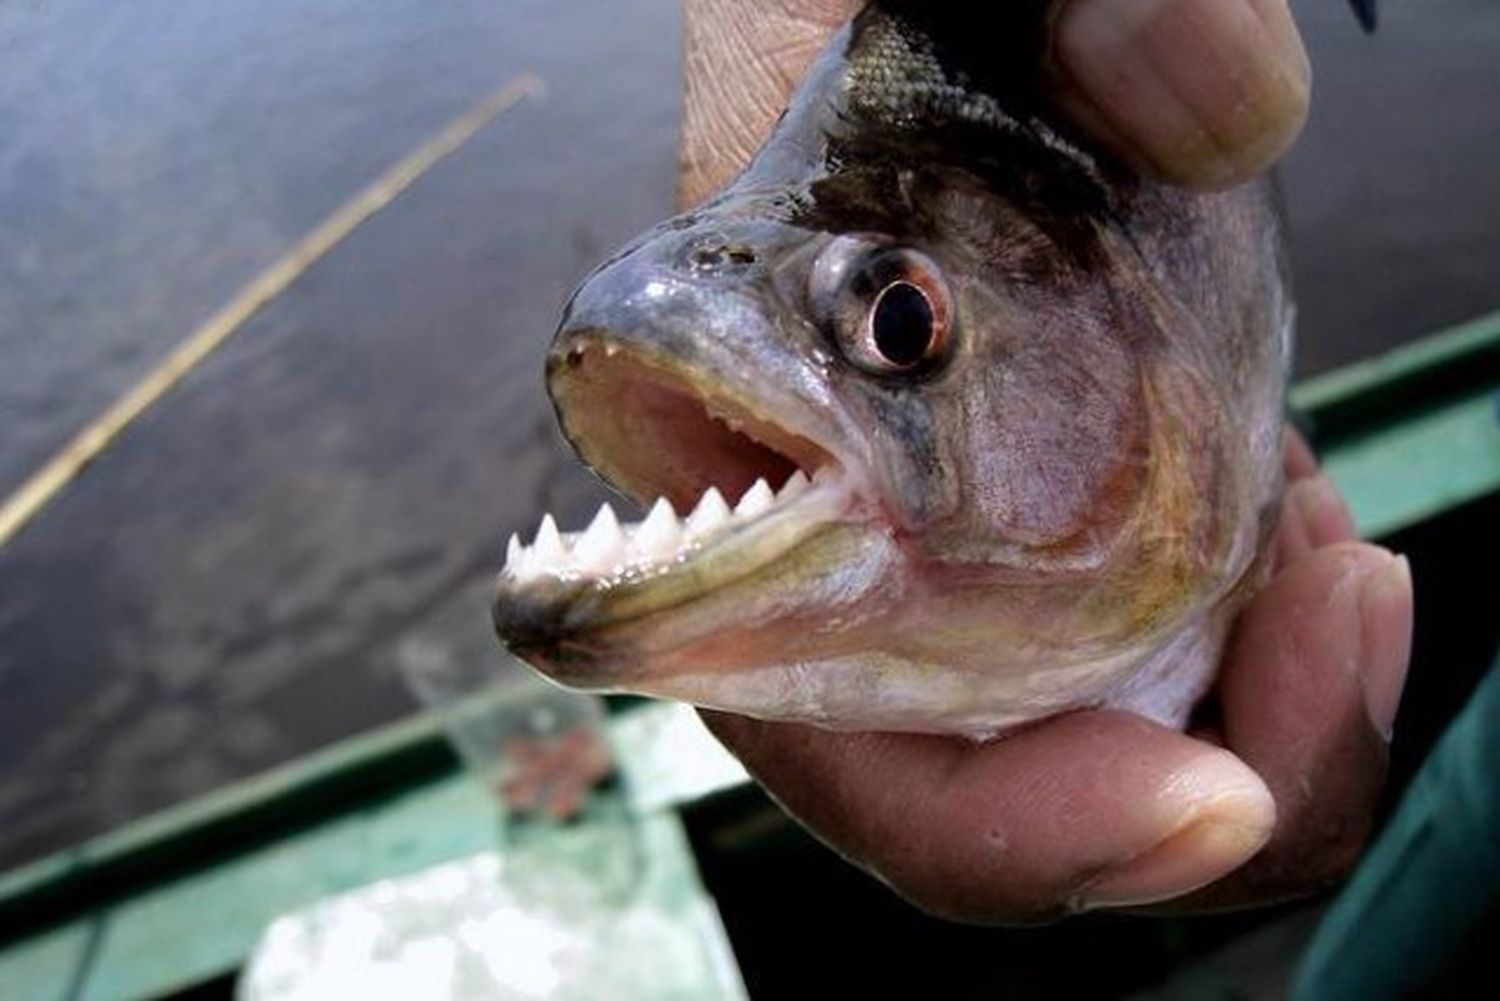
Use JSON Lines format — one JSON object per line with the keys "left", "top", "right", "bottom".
{"left": 570, "top": 621, "right": 1218, "bottom": 738}
{"left": 514, "top": 519, "right": 902, "bottom": 689}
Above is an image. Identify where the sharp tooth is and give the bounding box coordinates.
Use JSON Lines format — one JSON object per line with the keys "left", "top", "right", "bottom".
{"left": 812, "top": 465, "right": 837, "bottom": 487}
{"left": 533, "top": 514, "right": 566, "bottom": 567}
{"left": 573, "top": 503, "right": 625, "bottom": 573}
{"left": 779, "top": 470, "right": 810, "bottom": 501}
{"left": 685, "top": 486, "right": 730, "bottom": 538}
{"left": 504, "top": 532, "right": 537, "bottom": 580}
{"left": 631, "top": 498, "right": 680, "bottom": 559}
{"left": 735, "top": 478, "right": 774, "bottom": 518}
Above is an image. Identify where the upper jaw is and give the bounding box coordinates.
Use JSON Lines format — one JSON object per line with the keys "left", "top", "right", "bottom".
{"left": 492, "top": 333, "right": 879, "bottom": 664}
{"left": 546, "top": 333, "right": 856, "bottom": 513}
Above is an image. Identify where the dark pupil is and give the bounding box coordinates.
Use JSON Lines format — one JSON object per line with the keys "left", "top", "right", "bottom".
{"left": 871, "top": 282, "right": 934, "bottom": 367}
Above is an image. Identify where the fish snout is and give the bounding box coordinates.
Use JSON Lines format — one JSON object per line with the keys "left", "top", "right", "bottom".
{"left": 552, "top": 231, "right": 768, "bottom": 370}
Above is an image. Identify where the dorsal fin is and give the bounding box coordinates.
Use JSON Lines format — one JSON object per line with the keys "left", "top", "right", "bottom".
{"left": 805, "top": 3, "right": 1119, "bottom": 255}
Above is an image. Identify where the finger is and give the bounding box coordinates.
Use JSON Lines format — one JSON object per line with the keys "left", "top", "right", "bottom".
{"left": 1275, "top": 473, "right": 1360, "bottom": 570}
{"left": 1274, "top": 429, "right": 1360, "bottom": 570}
{"left": 703, "top": 707, "right": 1273, "bottom": 922}
{"left": 1168, "top": 542, "right": 1414, "bottom": 910}
{"left": 680, "top": 0, "right": 858, "bottom": 207}
{"left": 1273, "top": 485, "right": 1315, "bottom": 571}
{"left": 1283, "top": 426, "right": 1320, "bottom": 482}
{"left": 1289, "top": 474, "right": 1359, "bottom": 549}
{"left": 1050, "top": 0, "right": 1311, "bottom": 190}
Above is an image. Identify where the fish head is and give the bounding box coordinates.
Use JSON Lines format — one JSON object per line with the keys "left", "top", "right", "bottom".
{"left": 493, "top": 10, "right": 1283, "bottom": 735}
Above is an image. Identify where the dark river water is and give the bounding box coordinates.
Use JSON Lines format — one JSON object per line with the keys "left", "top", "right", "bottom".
{"left": 0, "top": 0, "right": 1496, "bottom": 870}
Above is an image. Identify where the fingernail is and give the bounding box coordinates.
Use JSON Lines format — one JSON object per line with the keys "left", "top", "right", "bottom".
{"left": 1287, "top": 474, "right": 1357, "bottom": 548}
{"left": 1359, "top": 553, "right": 1413, "bottom": 740}
{"left": 1076, "top": 753, "right": 1275, "bottom": 909}
{"left": 1054, "top": 0, "right": 1311, "bottom": 189}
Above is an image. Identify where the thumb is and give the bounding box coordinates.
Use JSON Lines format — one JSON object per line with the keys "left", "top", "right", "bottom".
{"left": 1050, "top": 0, "right": 1312, "bottom": 189}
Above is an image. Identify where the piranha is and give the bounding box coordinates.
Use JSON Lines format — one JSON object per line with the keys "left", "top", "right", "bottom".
{"left": 493, "top": 1, "right": 1298, "bottom": 737}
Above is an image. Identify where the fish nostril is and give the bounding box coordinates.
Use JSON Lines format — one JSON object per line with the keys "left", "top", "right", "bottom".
{"left": 689, "top": 246, "right": 725, "bottom": 270}
{"left": 684, "top": 239, "right": 757, "bottom": 274}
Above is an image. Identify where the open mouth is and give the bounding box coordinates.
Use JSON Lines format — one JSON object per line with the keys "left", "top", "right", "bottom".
{"left": 500, "top": 339, "right": 855, "bottom": 593}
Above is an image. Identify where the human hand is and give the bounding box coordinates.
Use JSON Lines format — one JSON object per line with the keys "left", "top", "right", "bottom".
{"left": 683, "top": 0, "right": 1413, "bottom": 921}
{"left": 704, "top": 433, "right": 1413, "bottom": 919}
{"left": 680, "top": 0, "right": 1311, "bottom": 206}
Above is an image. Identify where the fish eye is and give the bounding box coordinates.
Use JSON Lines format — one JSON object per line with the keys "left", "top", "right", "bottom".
{"left": 868, "top": 280, "right": 938, "bottom": 369}
{"left": 810, "top": 237, "right": 952, "bottom": 376}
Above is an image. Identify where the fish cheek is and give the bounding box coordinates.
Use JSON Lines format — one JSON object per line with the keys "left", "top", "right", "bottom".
{"left": 958, "top": 312, "right": 1146, "bottom": 552}
{"left": 860, "top": 391, "right": 954, "bottom": 523}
